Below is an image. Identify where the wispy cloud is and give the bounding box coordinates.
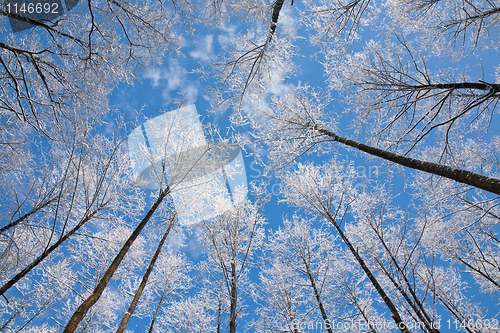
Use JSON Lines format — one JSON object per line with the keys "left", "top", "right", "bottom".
{"left": 144, "top": 68, "right": 161, "bottom": 87}
{"left": 165, "top": 59, "right": 188, "bottom": 91}
{"left": 143, "top": 59, "right": 200, "bottom": 106}
{"left": 217, "top": 25, "right": 237, "bottom": 49}
{"left": 278, "top": 5, "right": 299, "bottom": 36}
{"left": 190, "top": 35, "right": 214, "bottom": 62}
{"left": 184, "top": 84, "right": 199, "bottom": 103}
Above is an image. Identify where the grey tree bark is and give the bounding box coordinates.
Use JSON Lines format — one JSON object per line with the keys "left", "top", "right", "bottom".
{"left": 115, "top": 215, "right": 175, "bottom": 333}
{"left": 63, "top": 186, "right": 171, "bottom": 333}
{"left": 314, "top": 126, "right": 500, "bottom": 195}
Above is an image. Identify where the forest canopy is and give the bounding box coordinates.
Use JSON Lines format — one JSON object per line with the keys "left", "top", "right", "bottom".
{"left": 0, "top": 0, "right": 499, "bottom": 332}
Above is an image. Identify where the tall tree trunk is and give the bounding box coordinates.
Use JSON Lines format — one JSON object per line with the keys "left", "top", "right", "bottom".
{"left": 325, "top": 211, "right": 411, "bottom": 333}
{"left": 302, "top": 259, "right": 334, "bottom": 333}
{"left": 270, "top": 0, "right": 285, "bottom": 36}
{"left": 63, "top": 186, "right": 170, "bottom": 333}
{"left": 351, "top": 297, "right": 378, "bottom": 333}
{"left": 408, "top": 82, "right": 500, "bottom": 92}
{"left": 147, "top": 257, "right": 178, "bottom": 333}
{"left": 372, "top": 228, "right": 440, "bottom": 332}
{"left": 314, "top": 126, "right": 500, "bottom": 195}
{"left": 216, "top": 280, "right": 223, "bottom": 333}
{"left": 116, "top": 216, "right": 175, "bottom": 333}
{"left": 229, "top": 261, "right": 238, "bottom": 333}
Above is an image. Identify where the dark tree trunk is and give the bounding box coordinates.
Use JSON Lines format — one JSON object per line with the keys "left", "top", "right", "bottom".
{"left": 302, "top": 260, "right": 334, "bottom": 333}
{"left": 216, "top": 281, "right": 223, "bottom": 333}
{"left": 325, "top": 211, "right": 411, "bottom": 333}
{"left": 116, "top": 216, "right": 175, "bottom": 333}
{"left": 372, "top": 228, "right": 440, "bottom": 332}
{"left": 315, "top": 126, "right": 500, "bottom": 195}
{"left": 63, "top": 187, "right": 170, "bottom": 333}
{"left": 229, "top": 261, "right": 238, "bottom": 333}
{"left": 408, "top": 82, "right": 500, "bottom": 92}
{"left": 147, "top": 254, "right": 179, "bottom": 333}
{"left": 270, "top": 0, "right": 285, "bottom": 35}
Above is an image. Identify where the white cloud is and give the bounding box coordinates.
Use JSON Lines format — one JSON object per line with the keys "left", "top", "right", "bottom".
{"left": 278, "top": 5, "right": 298, "bottom": 36}
{"left": 217, "top": 25, "right": 237, "bottom": 49}
{"left": 142, "top": 59, "right": 201, "bottom": 106}
{"left": 165, "top": 59, "right": 188, "bottom": 91}
{"left": 267, "top": 67, "right": 294, "bottom": 96}
{"left": 161, "top": 59, "right": 189, "bottom": 103}
{"left": 190, "top": 34, "right": 214, "bottom": 62}
{"left": 147, "top": 59, "right": 201, "bottom": 105}
{"left": 184, "top": 84, "right": 199, "bottom": 103}
{"left": 144, "top": 68, "right": 161, "bottom": 87}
